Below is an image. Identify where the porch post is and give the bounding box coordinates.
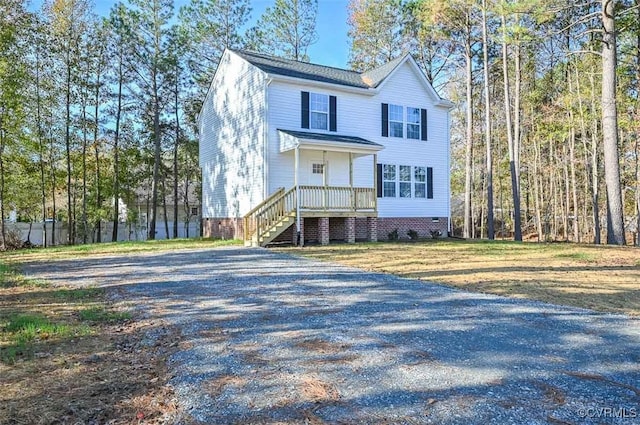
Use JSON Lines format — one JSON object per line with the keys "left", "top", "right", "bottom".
{"left": 295, "top": 145, "right": 301, "bottom": 245}
{"left": 322, "top": 150, "right": 327, "bottom": 210}
{"left": 373, "top": 153, "right": 378, "bottom": 212}
{"left": 349, "top": 153, "right": 354, "bottom": 211}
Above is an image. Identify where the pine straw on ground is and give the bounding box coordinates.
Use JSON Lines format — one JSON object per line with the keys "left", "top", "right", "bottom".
{"left": 0, "top": 282, "right": 185, "bottom": 425}
{"left": 284, "top": 240, "right": 640, "bottom": 316}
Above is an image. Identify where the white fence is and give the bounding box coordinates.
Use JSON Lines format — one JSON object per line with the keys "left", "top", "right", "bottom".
{"left": 5, "top": 221, "right": 201, "bottom": 246}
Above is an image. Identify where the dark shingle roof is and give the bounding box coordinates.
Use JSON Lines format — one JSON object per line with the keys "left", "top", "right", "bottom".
{"left": 361, "top": 55, "right": 407, "bottom": 87}
{"left": 277, "top": 129, "right": 383, "bottom": 147}
{"left": 231, "top": 49, "right": 405, "bottom": 89}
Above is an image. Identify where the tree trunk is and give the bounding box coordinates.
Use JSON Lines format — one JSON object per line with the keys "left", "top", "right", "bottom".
{"left": 65, "top": 47, "right": 74, "bottom": 245}
{"left": 569, "top": 127, "right": 579, "bottom": 242}
{"left": 81, "top": 78, "right": 88, "bottom": 245}
{"left": 94, "top": 60, "right": 102, "bottom": 243}
{"left": 588, "top": 69, "right": 601, "bottom": 244}
{"left": 0, "top": 120, "right": 6, "bottom": 250}
{"left": 514, "top": 34, "right": 522, "bottom": 239}
{"left": 50, "top": 127, "right": 57, "bottom": 246}
{"left": 482, "top": 0, "right": 494, "bottom": 240}
{"left": 149, "top": 77, "right": 161, "bottom": 241}
{"left": 35, "top": 48, "right": 48, "bottom": 248}
{"left": 162, "top": 176, "right": 169, "bottom": 239}
{"left": 501, "top": 13, "right": 521, "bottom": 241}
{"left": 173, "top": 66, "right": 180, "bottom": 239}
{"left": 463, "top": 30, "right": 473, "bottom": 239}
{"left": 601, "top": 0, "right": 625, "bottom": 245}
{"left": 112, "top": 49, "right": 123, "bottom": 242}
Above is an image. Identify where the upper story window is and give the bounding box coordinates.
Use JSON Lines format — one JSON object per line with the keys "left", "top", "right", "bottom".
{"left": 310, "top": 93, "right": 328, "bottom": 130}
{"left": 388, "top": 104, "right": 404, "bottom": 138}
{"left": 382, "top": 103, "right": 428, "bottom": 141}
{"left": 301, "top": 91, "right": 337, "bottom": 132}
{"left": 407, "top": 107, "right": 421, "bottom": 139}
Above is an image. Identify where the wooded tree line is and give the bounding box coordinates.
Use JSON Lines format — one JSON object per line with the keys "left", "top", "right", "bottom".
{"left": 1, "top": 0, "right": 638, "bottom": 247}
{"left": 0, "top": 0, "right": 319, "bottom": 248}
{"left": 348, "top": 0, "right": 639, "bottom": 245}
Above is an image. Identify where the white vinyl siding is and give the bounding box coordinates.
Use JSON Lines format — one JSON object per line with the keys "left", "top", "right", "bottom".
{"left": 198, "top": 51, "right": 266, "bottom": 218}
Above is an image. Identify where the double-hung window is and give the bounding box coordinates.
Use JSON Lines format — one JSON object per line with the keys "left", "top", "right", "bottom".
{"left": 377, "top": 164, "right": 433, "bottom": 199}
{"left": 407, "top": 107, "right": 421, "bottom": 140}
{"left": 302, "top": 91, "right": 337, "bottom": 131}
{"left": 388, "top": 104, "right": 404, "bottom": 137}
{"left": 399, "top": 165, "right": 412, "bottom": 198}
{"left": 383, "top": 164, "right": 396, "bottom": 197}
{"left": 414, "top": 166, "right": 426, "bottom": 198}
{"left": 310, "top": 93, "right": 328, "bottom": 130}
{"left": 382, "top": 103, "right": 427, "bottom": 141}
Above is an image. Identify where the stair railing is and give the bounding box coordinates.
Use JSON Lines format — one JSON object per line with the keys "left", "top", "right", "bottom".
{"left": 243, "top": 187, "right": 296, "bottom": 243}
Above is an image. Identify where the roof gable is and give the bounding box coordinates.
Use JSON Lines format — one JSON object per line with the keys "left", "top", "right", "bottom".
{"left": 373, "top": 55, "right": 452, "bottom": 107}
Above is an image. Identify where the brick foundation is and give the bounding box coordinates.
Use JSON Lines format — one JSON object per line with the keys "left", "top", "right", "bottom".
{"left": 329, "top": 217, "right": 346, "bottom": 241}
{"left": 202, "top": 217, "right": 243, "bottom": 239}
{"left": 377, "top": 217, "right": 448, "bottom": 240}
{"left": 319, "top": 217, "right": 330, "bottom": 245}
{"left": 345, "top": 217, "right": 355, "bottom": 243}
{"left": 217, "top": 214, "right": 449, "bottom": 245}
{"left": 355, "top": 217, "right": 369, "bottom": 241}
{"left": 367, "top": 217, "right": 378, "bottom": 242}
{"left": 303, "top": 217, "right": 319, "bottom": 244}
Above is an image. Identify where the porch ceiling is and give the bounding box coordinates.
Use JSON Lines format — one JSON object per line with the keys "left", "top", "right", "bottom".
{"left": 278, "top": 129, "right": 384, "bottom": 156}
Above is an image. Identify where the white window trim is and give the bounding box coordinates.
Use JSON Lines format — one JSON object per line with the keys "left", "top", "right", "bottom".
{"left": 382, "top": 164, "right": 396, "bottom": 198}
{"left": 388, "top": 104, "right": 404, "bottom": 138}
{"left": 399, "top": 165, "right": 412, "bottom": 198}
{"left": 414, "top": 166, "right": 427, "bottom": 198}
{"left": 381, "top": 164, "right": 428, "bottom": 198}
{"left": 386, "top": 105, "right": 425, "bottom": 140}
{"left": 406, "top": 107, "right": 421, "bottom": 140}
{"left": 310, "top": 92, "right": 329, "bottom": 131}
{"left": 312, "top": 163, "right": 324, "bottom": 174}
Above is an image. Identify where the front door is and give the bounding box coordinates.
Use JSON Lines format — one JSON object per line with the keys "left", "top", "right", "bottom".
{"left": 308, "top": 160, "right": 327, "bottom": 186}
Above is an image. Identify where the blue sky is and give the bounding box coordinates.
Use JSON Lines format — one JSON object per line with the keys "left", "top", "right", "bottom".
{"left": 33, "top": 0, "right": 352, "bottom": 68}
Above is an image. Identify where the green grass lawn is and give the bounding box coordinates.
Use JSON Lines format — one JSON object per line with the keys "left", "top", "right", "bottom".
{"left": 281, "top": 239, "right": 640, "bottom": 316}
{"left": 2, "top": 237, "right": 242, "bottom": 263}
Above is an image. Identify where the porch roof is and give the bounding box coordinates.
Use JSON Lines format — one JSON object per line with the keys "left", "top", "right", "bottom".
{"left": 277, "top": 129, "right": 384, "bottom": 155}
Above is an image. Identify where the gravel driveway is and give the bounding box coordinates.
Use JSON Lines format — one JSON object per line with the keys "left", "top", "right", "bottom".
{"left": 23, "top": 246, "right": 640, "bottom": 424}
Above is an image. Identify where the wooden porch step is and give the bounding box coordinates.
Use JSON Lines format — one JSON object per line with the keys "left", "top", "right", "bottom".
{"left": 258, "top": 213, "right": 296, "bottom": 246}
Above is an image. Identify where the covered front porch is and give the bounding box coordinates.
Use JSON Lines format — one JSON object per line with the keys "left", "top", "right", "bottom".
{"left": 243, "top": 130, "right": 383, "bottom": 246}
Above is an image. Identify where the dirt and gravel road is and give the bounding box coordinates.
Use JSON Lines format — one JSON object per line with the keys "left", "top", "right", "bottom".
{"left": 23, "top": 246, "right": 640, "bottom": 424}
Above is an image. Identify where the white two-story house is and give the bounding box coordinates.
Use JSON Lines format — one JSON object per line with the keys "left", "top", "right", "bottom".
{"left": 198, "top": 49, "right": 453, "bottom": 246}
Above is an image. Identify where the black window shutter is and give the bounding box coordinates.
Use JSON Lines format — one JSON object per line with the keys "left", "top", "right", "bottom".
{"left": 421, "top": 109, "right": 428, "bottom": 141}
{"left": 427, "top": 167, "right": 433, "bottom": 199}
{"left": 376, "top": 164, "right": 383, "bottom": 197}
{"left": 329, "top": 95, "right": 337, "bottom": 131}
{"left": 381, "top": 103, "right": 389, "bottom": 137}
{"left": 301, "top": 91, "right": 310, "bottom": 129}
